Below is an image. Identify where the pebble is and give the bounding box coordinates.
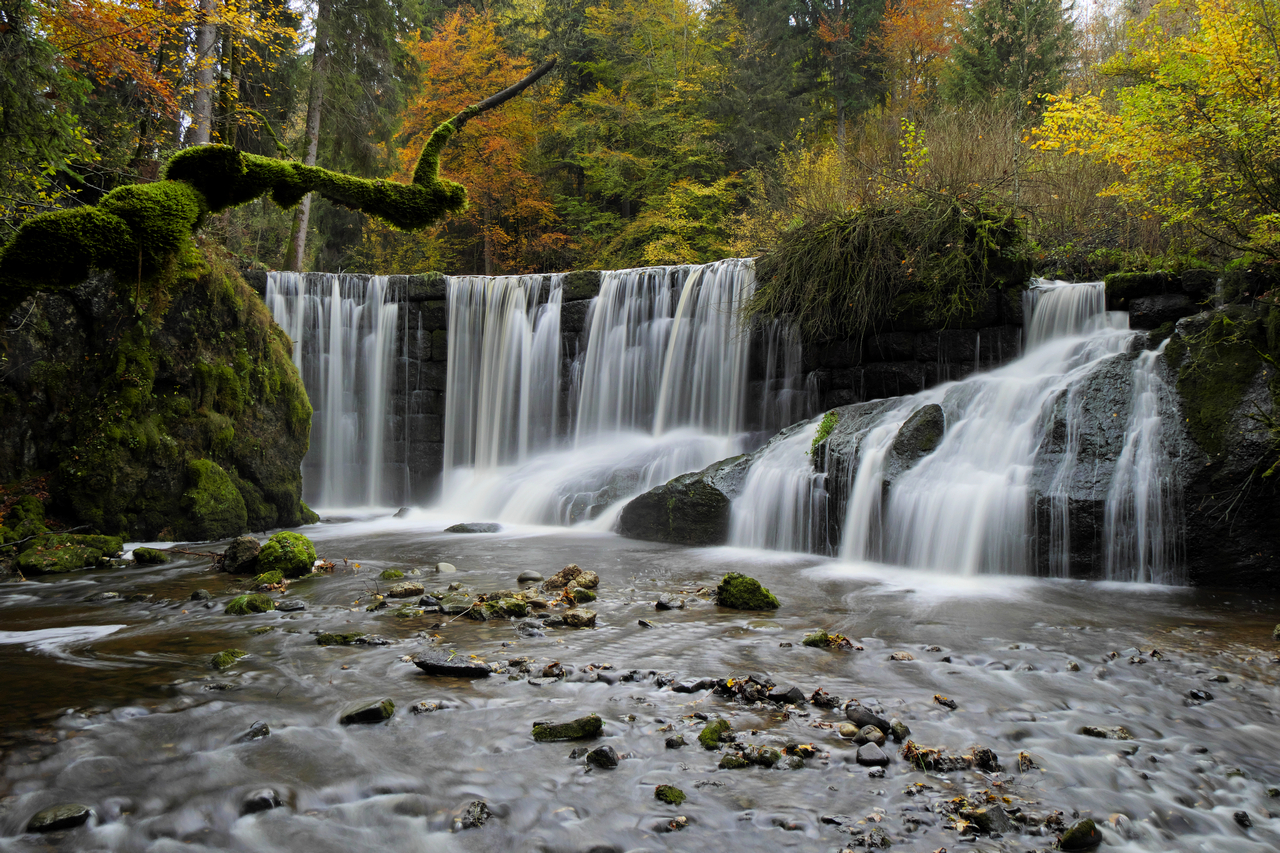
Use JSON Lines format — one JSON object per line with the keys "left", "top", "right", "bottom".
{"left": 234, "top": 721, "right": 270, "bottom": 743}
{"left": 665, "top": 735, "right": 686, "bottom": 749}
{"left": 1080, "top": 725, "right": 1134, "bottom": 740}
{"left": 846, "top": 704, "right": 891, "bottom": 731}
{"left": 517, "top": 570, "right": 543, "bottom": 583}
{"left": 889, "top": 651, "right": 915, "bottom": 661}
{"left": 457, "top": 800, "right": 492, "bottom": 829}
{"left": 586, "top": 745, "right": 619, "bottom": 768}
{"left": 563, "top": 608, "right": 597, "bottom": 628}
{"left": 838, "top": 723, "right": 858, "bottom": 738}
{"left": 436, "top": 562, "right": 457, "bottom": 573}
{"left": 855, "top": 743, "right": 889, "bottom": 766}
{"left": 240, "top": 788, "right": 283, "bottom": 815}
{"left": 1059, "top": 817, "right": 1102, "bottom": 850}
{"left": 1234, "top": 811, "right": 1252, "bottom": 828}
{"left": 854, "top": 725, "right": 886, "bottom": 747}
{"left": 276, "top": 600, "right": 305, "bottom": 612}
{"left": 190, "top": 589, "right": 211, "bottom": 601}
{"left": 338, "top": 698, "right": 395, "bottom": 725}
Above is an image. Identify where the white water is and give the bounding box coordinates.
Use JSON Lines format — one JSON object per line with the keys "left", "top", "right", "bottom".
{"left": 726, "top": 422, "right": 825, "bottom": 552}
{"left": 808, "top": 280, "right": 1181, "bottom": 581}
{"left": 266, "top": 272, "right": 399, "bottom": 507}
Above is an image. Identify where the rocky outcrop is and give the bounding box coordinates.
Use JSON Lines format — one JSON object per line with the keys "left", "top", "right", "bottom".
{"left": 0, "top": 249, "right": 313, "bottom": 540}
{"left": 617, "top": 475, "right": 733, "bottom": 546}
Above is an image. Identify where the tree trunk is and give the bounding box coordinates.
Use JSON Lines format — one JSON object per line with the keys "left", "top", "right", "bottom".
{"left": 285, "top": 0, "right": 333, "bottom": 271}
{"left": 191, "top": 0, "right": 216, "bottom": 145}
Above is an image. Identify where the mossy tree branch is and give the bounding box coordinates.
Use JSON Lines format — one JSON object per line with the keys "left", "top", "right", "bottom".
{"left": 0, "top": 58, "right": 557, "bottom": 318}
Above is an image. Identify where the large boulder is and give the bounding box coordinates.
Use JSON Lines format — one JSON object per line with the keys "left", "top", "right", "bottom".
{"left": 617, "top": 476, "right": 732, "bottom": 546}
{"left": 256, "top": 531, "right": 316, "bottom": 578}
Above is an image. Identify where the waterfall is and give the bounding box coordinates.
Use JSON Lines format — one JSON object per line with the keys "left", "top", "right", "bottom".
{"left": 265, "top": 272, "right": 399, "bottom": 508}
{"left": 727, "top": 280, "right": 1182, "bottom": 582}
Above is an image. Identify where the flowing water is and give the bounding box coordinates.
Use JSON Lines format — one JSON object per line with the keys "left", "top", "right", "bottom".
{"left": 1, "top": 522, "right": 1279, "bottom": 852}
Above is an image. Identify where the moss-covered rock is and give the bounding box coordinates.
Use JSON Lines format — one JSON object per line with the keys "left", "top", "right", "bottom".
{"left": 699, "top": 719, "right": 731, "bottom": 749}
{"left": 715, "top": 573, "right": 780, "bottom": 610}
{"left": 532, "top": 714, "right": 603, "bottom": 742}
{"left": 1103, "top": 271, "right": 1177, "bottom": 308}
{"left": 211, "top": 648, "right": 247, "bottom": 669}
{"left": 251, "top": 569, "right": 283, "bottom": 586}
{"left": 617, "top": 475, "right": 731, "bottom": 546}
{"left": 17, "top": 543, "right": 104, "bottom": 575}
{"left": 0, "top": 252, "right": 312, "bottom": 542}
{"left": 1058, "top": 817, "right": 1102, "bottom": 850}
{"left": 379, "top": 569, "right": 404, "bottom": 580}
{"left": 654, "top": 784, "right": 686, "bottom": 806}
{"left": 225, "top": 594, "right": 275, "bottom": 615}
{"left": 718, "top": 753, "right": 750, "bottom": 769}
{"left": 256, "top": 531, "right": 316, "bottom": 578}
{"left": 339, "top": 698, "right": 395, "bottom": 725}
{"left": 316, "top": 632, "right": 365, "bottom": 646}
{"left": 182, "top": 459, "right": 248, "bottom": 540}
{"left": 222, "top": 536, "right": 261, "bottom": 574}
{"left": 132, "top": 547, "right": 170, "bottom": 565}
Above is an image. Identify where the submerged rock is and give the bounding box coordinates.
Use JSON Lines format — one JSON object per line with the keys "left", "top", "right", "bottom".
{"left": 456, "top": 800, "right": 492, "bottom": 829}
{"left": 338, "top": 698, "right": 395, "bottom": 725}
{"left": 445, "top": 522, "right": 500, "bottom": 533}
{"left": 211, "top": 649, "right": 247, "bottom": 670}
{"left": 411, "top": 650, "right": 491, "bottom": 678}
{"left": 1080, "top": 725, "right": 1134, "bottom": 740}
{"left": 16, "top": 534, "right": 122, "bottom": 574}
{"left": 714, "top": 573, "right": 779, "bottom": 610}
{"left": 585, "top": 745, "right": 619, "bottom": 768}
{"left": 698, "top": 719, "right": 731, "bottom": 749}
{"left": 563, "top": 608, "right": 597, "bottom": 628}
{"left": 532, "top": 714, "right": 603, "bottom": 742}
{"left": 240, "top": 788, "right": 283, "bottom": 815}
{"left": 26, "top": 803, "right": 93, "bottom": 833}
{"left": 962, "top": 804, "right": 1015, "bottom": 835}
{"left": 235, "top": 721, "right": 270, "bottom": 743}
{"left": 316, "top": 632, "right": 366, "bottom": 646}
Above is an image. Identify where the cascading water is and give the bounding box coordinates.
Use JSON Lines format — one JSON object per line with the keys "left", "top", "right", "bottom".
{"left": 440, "top": 258, "right": 786, "bottom": 525}
{"left": 265, "top": 272, "right": 400, "bottom": 508}
{"left": 729, "top": 280, "right": 1184, "bottom": 583}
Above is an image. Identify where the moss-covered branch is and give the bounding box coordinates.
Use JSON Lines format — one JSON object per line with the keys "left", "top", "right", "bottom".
{"left": 0, "top": 59, "right": 556, "bottom": 317}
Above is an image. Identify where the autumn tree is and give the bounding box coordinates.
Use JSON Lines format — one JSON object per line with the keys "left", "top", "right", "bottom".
{"left": 875, "top": 0, "right": 962, "bottom": 111}
{"left": 1036, "top": 0, "right": 1280, "bottom": 255}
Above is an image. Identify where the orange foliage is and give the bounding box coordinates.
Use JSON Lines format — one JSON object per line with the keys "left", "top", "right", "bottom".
{"left": 875, "top": 0, "right": 962, "bottom": 108}
{"left": 398, "top": 11, "right": 566, "bottom": 274}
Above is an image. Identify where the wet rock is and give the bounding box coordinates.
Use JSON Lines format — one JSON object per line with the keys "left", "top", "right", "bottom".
{"left": 1108, "top": 813, "right": 1138, "bottom": 840}
{"left": 85, "top": 591, "right": 121, "bottom": 601}
{"left": 563, "top": 608, "right": 597, "bottom": 628}
{"left": 515, "top": 621, "right": 544, "bottom": 638}
{"left": 746, "top": 745, "right": 783, "bottom": 767}
{"left": 133, "top": 547, "right": 169, "bottom": 565}
{"left": 1234, "top": 811, "right": 1252, "bottom": 828}
{"left": 411, "top": 700, "right": 442, "bottom": 713}
{"left": 810, "top": 688, "right": 841, "bottom": 708}
{"left": 718, "top": 753, "right": 751, "bottom": 769}
{"left": 517, "top": 570, "right": 543, "bottom": 583}
{"left": 387, "top": 581, "right": 425, "bottom": 598}
{"left": 665, "top": 735, "right": 686, "bottom": 749}
{"left": 856, "top": 743, "right": 889, "bottom": 766}
{"left": 804, "top": 630, "right": 856, "bottom": 649}
{"left": 854, "top": 726, "right": 887, "bottom": 747}
{"left": 889, "top": 650, "right": 915, "bottom": 661}
{"left": 543, "top": 564, "right": 583, "bottom": 589}
{"left": 435, "top": 562, "right": 457, "bottom": 573}
{"left": 316, "top": 632, "right": 366, "bottom": 646}
{"left": 445, "top": 522, "right": 500, "bottom": 533}
{"left": 17, "top": 540, "right": 108, "bottom": 575}
{"left": 962, "top": 804, "right": 1015, "bottom": 835}
{"left": 211, "top": 649, "right": 247, "bottom": 670}
{"left": 673, "top": 678, "right": 718, "bottom": 694}
{"left": 256, "top": 531, "right": 316, "bottom": 578}
{"left": 699, "top": 719, "right": 731, "bottom": 749}
{"left": 618, "top": 475, "right": 732, "bottom": 546}
{"left": 190, "top": 588, "right": 211, "bottom": 601}
{"left": 1080, "top": 725, "right": 1134, "bottom": 740}
{"left": 571, "top": 587, "right": 597, "bottom": 604}
{"left": 838, "top": 723, "right": 858, "bottom": 738}
{"left": 338, "top": 698, "right": 395, "bottom": 725}
{"left": 585, "top": 745, "right": 619, "bottom": 769}
{"left": 393, "top": 506, "right": 410, "bottom": 518}
{"left": 934, "top": 694, "right": 957, "bottom": 710}
{"left": 1273, "top": 623, "right": 1280, "bottom": 641}
{"left": 889, "top": 719, "right": 911, "bottom": 743}
{"left": 533, "top": 714, "right": 602, "bottom": 742}
{"left": 767, "top": 685, "right": 806, "bottom": 705}
{"left": 654, "top": 784, "right": 686, "bottom": 806}
{"left": 457, "top": 800, "right": 492, "bottom": 829}
{"left": 223, "top": 536, "right": 261, "bottom": 573}
{"left": 654, "top": 597, "right": 683, "bottom": 610}
{"left": 846, "top": 704, "right": 891, "bottom": 731}
{"left": 1067, "top": 661, "right": 1081, "bottom": 671}
{"left": 1059, "top": 817, "right": 1102, "bottom": 850}
{"left": 235, "top": 721, "right": 270, "bottom": 743}
{"left": 225, "top": 594, "right": 275, "bottom": 615}
{"left": 1130, "top": 293, "right": 1196, "bottom": 329}
{"left": 380, "top": 569, "right": 405, "bottom": 581}
{"left": 891, "top": 403, "right": 945, "bottom": 460}
{"left": 411, "top": 650, "right": 491, "bottom": 678}
{"left": 276, "top": 599, "right": 305, "bottom": 612}
{"left": 240, "top": 788, "right": 283, "bottom": 815}
{"left": 26, "top": 803, "right": 93, "bottom": 833}
{"left": 638, "top": 619, "right": 656, "bottom": 628}
{"left": 714, "top": 572, "right": 780, "bottom": 610}
{"left": 1188, "top": 689, "right": 1213, "bottom": 702}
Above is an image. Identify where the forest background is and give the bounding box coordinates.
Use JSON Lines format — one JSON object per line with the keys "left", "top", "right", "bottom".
{"left": 2, "top": 0, "right": 1277, "bottom": 280}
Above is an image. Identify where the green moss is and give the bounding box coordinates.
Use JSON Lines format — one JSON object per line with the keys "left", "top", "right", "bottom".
{"left": 316, "top": 632, "right": 366, "bottom": 646}
{"left": 17, "top": 543, "right": 104, "bottom": 575}
{"left": 251, "top": 569, "right": 284, "bottom": 586}
{"left": 211, "top": 648, "right": 247, "bottom": 670}
{"left": 11, "top": 495, "right": 45, "bottom": 523}
{"left": 699, "top": 718, "right": 731, "bottom": 749}
{"left": 379, "top": 569, "right": 405, "bottom": 580}
{"left": 718, "top": 753, "right": 750, "bottom": 769}
{"left": 570, "top": 587, "right": 597, "bottom": 604}
{"left": 654, "top": 784, "right": 686, "bottom": 806}
{"left": 225, "top": 593, "right": 275, "bottom": 615}
{"left": 257, "top": 531, "right": 316, "bottom": 578}
{"left": 1103, "top": 271, "right": 1175, "bottom": 306}
{"left": 715, "top": 572, "right": 780, "bottom": 610}
{"left": 531, "top": 714, "right": 603, "bottom": 742}
{"left": 811, "top": 410, "right": 839, "bottom": 452}
{"left": 300, "top": 502, "right": 320, "bottom": 525}
{"left": 133, "top": 547, "right": 170, "bottom": 564}
{"left": 181, "top": 459, "right": 248, "bottom": 540}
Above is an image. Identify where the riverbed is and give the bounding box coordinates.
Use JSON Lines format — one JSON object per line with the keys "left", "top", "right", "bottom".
{"left": 2, "top": 512, "right": 1278, "bottom": 852}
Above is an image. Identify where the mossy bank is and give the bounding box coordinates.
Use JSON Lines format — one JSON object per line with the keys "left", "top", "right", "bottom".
{"left": 0, "top": 243, "right": 314, "bottom": 540}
